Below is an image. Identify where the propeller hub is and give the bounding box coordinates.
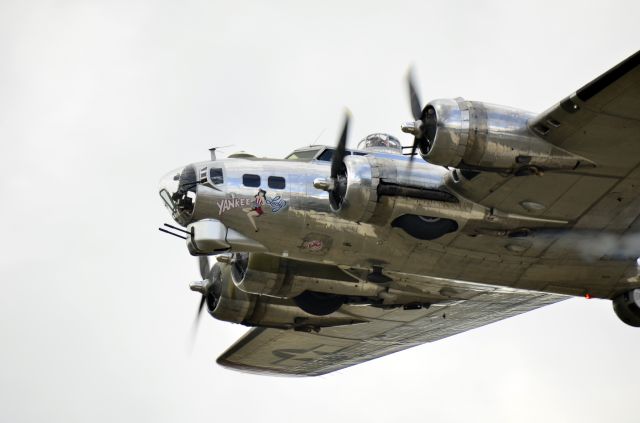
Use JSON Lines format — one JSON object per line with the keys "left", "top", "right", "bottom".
{"left": 216, "top": 254, "right": 232, "bottom": 264}
{"left": 313, "top": 177, "right": 334, "bottom": 191}
{"left": 189, "top": 280, "right": 207, "bottom": 294}
{"left": 401, "top": 120, "right": 423, "bottom": 137}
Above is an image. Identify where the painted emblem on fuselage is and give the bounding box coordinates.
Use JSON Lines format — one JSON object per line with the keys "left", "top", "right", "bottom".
{"left": 217, "top": 189, "right": 288, "bottom": 232}
{"left": 265, "top": 194, "right": 287, "bottom": 213}
{"left": 244, "top": 189, "right": 267, "bottom": 232}
{"left": 299, "top": 233, "right": 332, "bottom": 254}
{"left": 216, "top": 190, "right": 288, "bottom": 216}
{"left": 217, "top": 197, "right": 253, "bottom": 215}
{"left": 302, "top": 240, "right": 324, "bottom": 251}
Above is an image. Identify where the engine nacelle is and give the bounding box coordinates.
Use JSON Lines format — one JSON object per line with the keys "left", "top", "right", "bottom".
{"left": 206, "top": 263, "right": 340, "bottom": 329}
{"left": 206, "top": 261, "right": 256, "bottom": 324}
{"left": 613, "top": 289, "right": 640, "bottom": 327}
{"left": 418, "top": 98, "right": 593, "bottom": 173}
{"left": 329, "top": 155, "right": 380, "bottom": 223}
{"left": 210, "top": 261, "right": 360, "bottom": 328}
{"left": 230, "top": 252, "right": 385, "bottom": 299}
{"left": 326, "top": 155, "right": 457, "bottom": 223}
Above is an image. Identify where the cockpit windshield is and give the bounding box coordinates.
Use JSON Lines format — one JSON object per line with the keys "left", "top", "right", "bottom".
{"left": 316, "top": 149, "right": 368, "bottom": 162}
{"left": 317, "top": 149, "right": 334, "bottom": 161}
{"left": 285, "top": 147, "right": 368, "bottom": 162}
{"left": 284, "top": 149, "right": 321, "bottom": 161}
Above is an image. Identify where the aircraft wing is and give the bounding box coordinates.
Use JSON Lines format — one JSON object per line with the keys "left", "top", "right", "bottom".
{"left": 441, "top": 50, "right": 640, "bottom": 298}
{"left": 454, "top": 50, "right": 640, "bottom": 205}
{"left": 217, "top": 286, "right": 564, "bottom": 376}
{"left": 528, "top": 49, "right": 640, "bottom": 177}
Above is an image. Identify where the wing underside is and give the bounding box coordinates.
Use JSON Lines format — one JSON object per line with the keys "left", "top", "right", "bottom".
{"left": 217, "top": 287, "right": 564, "bottom": 376}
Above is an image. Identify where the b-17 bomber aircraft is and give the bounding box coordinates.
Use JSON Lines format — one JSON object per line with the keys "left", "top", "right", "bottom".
{"left": 159, "top": 51, "right": 640, "bottom": 376}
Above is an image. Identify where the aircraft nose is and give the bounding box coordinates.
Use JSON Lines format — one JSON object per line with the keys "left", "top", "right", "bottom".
{"left": 158, "top": 165, "right": 198, "bottom": 226}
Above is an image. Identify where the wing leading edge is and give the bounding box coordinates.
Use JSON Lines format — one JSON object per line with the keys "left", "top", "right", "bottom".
{"left": 217, "top": 288, "right": 565, "bottom": 376}
{"left": 529, "top": 50, "right": 640, "bottom": 177}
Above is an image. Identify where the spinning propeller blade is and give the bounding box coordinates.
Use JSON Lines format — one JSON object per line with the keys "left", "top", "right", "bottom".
{"left": 330, "top": 111, "right": 351, "bottom": 179}
{"left": 191, "top": 256, "right": 211, "bottom": 347}
{"left": 408, "top": 68, "right": 422, "bottom": 121}
{"left": 406, "top": 68, "right": 423, "bottom": 164}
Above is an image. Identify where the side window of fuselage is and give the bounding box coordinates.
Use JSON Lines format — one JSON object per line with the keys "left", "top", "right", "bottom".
{"left": 242, "top": 174, "right": 261, "bottom": 187}
{"left": 268, "top": 176, "right": 286, "bottom": 189}
{"left": 209, "top": 168, "right": 224, "bottom": 185}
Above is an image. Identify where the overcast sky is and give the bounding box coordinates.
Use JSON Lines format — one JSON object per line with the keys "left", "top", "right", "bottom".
{"left": 1, "top": 1, "right": 639, "bottom": 422}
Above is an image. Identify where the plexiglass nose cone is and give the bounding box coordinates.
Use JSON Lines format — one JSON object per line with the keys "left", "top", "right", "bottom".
{"left": 158, "top": 166, "right": 197, "bottom": 226}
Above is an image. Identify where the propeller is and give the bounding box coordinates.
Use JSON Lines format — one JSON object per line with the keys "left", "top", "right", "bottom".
{"left": 408, "top": 68, "right": 423, "bottom": 122}
{"left": 401, "top": 68, "right": 437, "bottom": 163}
{"left": 311, "top": 110, "right": 354, "bottom": 210}
{"left": 189, "top": 256, "right": 223, "bottom": 345}
{"left": 328, "top": 111, "right": 351, "bottom": 210}
{"left": 330, "top": 112, "right": 350, "bottom": 180}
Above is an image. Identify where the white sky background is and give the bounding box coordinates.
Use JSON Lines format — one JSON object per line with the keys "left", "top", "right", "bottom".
{"left": 1, "top": 1, "right": 639, "bottom": 422}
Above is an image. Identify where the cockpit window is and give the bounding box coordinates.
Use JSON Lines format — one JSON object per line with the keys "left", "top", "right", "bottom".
{"left": 317, "top": 149, "right": 334, "bottom": 162}
{"left": 242, "top": 174, "right": 261, "bottom": 187}
{"left": 316, "top": 149, "right": 367, "bottom": 161}
{"left": 209, "top": 168, "right": 224, "bottom": 185}
{"left": 285, "top": 147, "right": 368, "bottom": 162}
{"left": 285, "top": 149, "right": 320, "bottom": 161}
{"left": 268, "top": 176, "right": 286, "bottom": 189}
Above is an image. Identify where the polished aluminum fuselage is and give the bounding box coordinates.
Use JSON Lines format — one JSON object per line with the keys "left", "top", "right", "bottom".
{"left": 177, "top": 151, "right": 540, "bottom": 292}
{"left": 190, "top": 154, "right": 447, "bottom": 267}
